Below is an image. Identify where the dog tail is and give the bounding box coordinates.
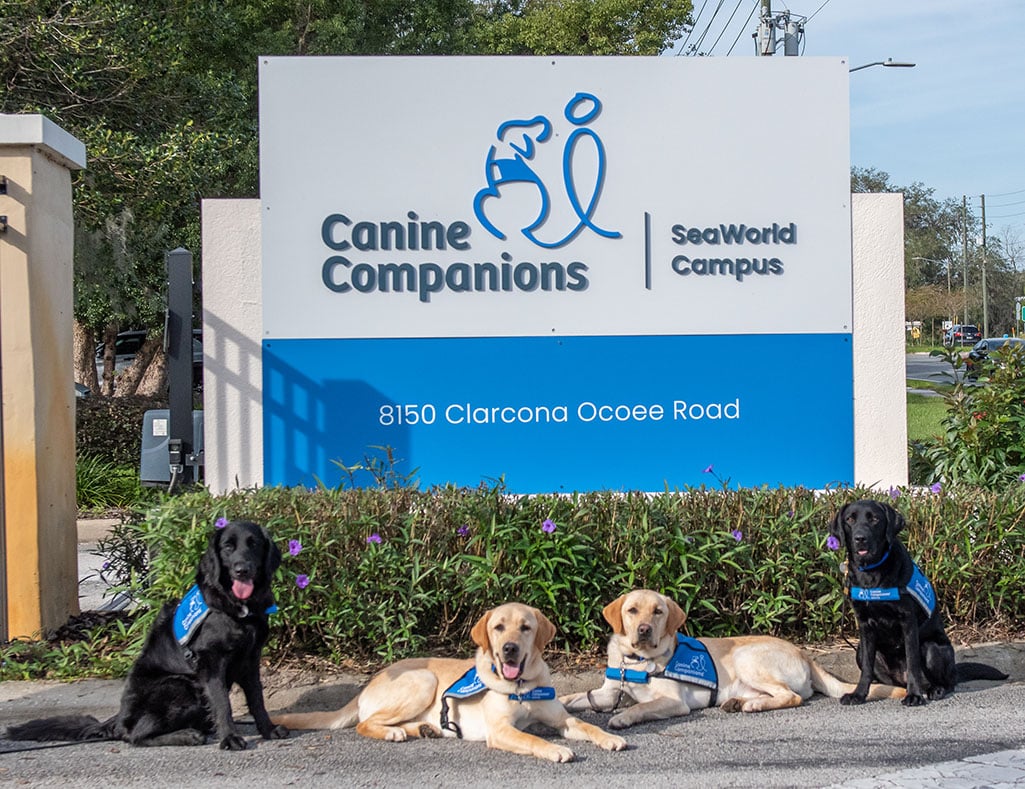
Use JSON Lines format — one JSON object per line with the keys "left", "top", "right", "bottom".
{"left": 956, "top": 662, "right": 1008, "bottom": 683}
{"left": 271, "top": 695, "right": 360, "bottom": 730}
{"left": 807, "top": 660, "right": 906, "bottom": 700}
{"left": 6, "top": 715, "right": 116, "bottom": 742}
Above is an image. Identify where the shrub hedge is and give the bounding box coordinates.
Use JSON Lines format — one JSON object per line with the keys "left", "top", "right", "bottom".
{"left": 76, "top": 395, "right": 167, "bottom": 467}
{"left": 110, "top": 481, "right": 1025, "bottom": 666}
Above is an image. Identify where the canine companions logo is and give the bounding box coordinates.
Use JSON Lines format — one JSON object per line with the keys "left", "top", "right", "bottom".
{"left": 473, "top": 92, "right": 621, "bottom": 249}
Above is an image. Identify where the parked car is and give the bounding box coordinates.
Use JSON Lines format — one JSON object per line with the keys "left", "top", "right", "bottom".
{"left": 95, "top": 329, "right": 203, "bottom": 380}
{"left": 964, "top": 337, "right": 1025, "bottom": 380}
{"left": 943, "top": 324, "right": 981, "bottom": 347}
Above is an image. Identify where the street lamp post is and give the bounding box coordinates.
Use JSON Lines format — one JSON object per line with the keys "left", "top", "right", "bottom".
{"left": 849, "top": 58, "right": 916, "bottom": 73}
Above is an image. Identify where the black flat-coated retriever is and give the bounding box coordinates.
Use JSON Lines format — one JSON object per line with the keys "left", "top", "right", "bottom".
{"left": 829, "top": 500, "right": 1006, "bottom": 707}
{"left": 7, "top": 520, "right": 289, "bottom": 749}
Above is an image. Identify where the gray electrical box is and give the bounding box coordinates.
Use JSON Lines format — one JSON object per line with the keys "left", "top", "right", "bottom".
{"left": 140, "top": 409, "right": 204, "bottom": 485}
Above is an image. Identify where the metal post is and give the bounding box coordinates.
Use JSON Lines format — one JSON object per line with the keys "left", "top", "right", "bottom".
{"left": 980, "top": 194, "right": 989, "bottom": 338}
{"left": 166, "top": 248, "right": 194, "bottom": 490}
{"left": 962, "top": 196, "right": 969, "bottom": 325}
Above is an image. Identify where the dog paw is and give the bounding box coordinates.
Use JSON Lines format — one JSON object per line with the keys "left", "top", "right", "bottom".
{"left": 219, "top": 733, "right": 248, "bottom": 751}
{"left": 927, "top": 687, "right": 951, "bottom": 701}
{"left": 541, "top": 745, "right": 575, "bottom": 763}
{"left": 902, "top": 693, "right": 927, "bottom": 707}
{"left": 839, "top": 693, "right": 866, "bottom": 706}
{"left": 383, "top": 727, "right": 408, "bottom": 742}
{"left": 418, "top": 724, "right": 442, "bottom": 739}
{"left": 721, "top": 698, "right": 744, "bottom": 713}
{"left": 598, "top": 733, "right": 627, "bottom": 751}
{"left": 264, "top": 724, "right": 289, "bottom": 740}
{"left": 608, "top": 713, "right": 633, "bottom": 729}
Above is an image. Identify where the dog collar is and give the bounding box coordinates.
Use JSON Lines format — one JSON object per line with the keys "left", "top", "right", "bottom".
{"left": 855, "top": 548, "right": 891, "bottom": 572}
{"left": 849, "top": 563, "right": 937, "bottom": 616}
{"left": 606, "top": 634, "right": 719, "bottom": 705}
{"left": 172, "top": 584, "right": 277, "bottom": 646}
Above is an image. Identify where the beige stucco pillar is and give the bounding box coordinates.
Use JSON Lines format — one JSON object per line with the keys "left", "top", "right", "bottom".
{"left": 0, "top": 115, "right": 86, "bottom": 639}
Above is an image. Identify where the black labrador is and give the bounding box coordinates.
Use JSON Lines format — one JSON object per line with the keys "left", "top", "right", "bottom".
{"left": 7, "top": 520, "right": 289, "bottom": 749}
{"left": 829, "top": 500, "right": 1006, "bottom": 707}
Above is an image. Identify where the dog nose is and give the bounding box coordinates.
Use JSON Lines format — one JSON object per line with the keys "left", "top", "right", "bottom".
{"left": 637, "top": 623, "right": 652, "bottom": 636}
{"left": 501, "top": 642, "right": 519, "bottom": 661}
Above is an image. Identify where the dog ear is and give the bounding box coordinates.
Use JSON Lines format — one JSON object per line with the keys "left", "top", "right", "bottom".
{"left": 664, "top": 594, "right": 687, "bottom": 634}
{"left": 532, "top": 608, "right": 557, "bottom": 650}
{"left": 470, "top": 609, "right": 492, "bottom": 651}
{"left": 602, "top": 595, "right": 627, "bottom": 635}
{"left": 197, "top": 527, "right": 224, "bottom": 586}
{"left": 261, "top": 525, "right": 282, "bottom": 577}
{"left": 884, "top": 504, "right": 906, "bottom": 542}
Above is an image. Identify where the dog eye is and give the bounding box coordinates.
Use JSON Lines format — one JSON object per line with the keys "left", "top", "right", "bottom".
{"left": 653, "top": 608, "right": 664, "bottom": 617}
{"left": 494, "top": 624, "right": 505, "bottom": 633}
{"left": 519, "top": 624, "right": 531, "bottom": 633}
{"left": 626, "top": 607, "right": 638, "bottom": 615}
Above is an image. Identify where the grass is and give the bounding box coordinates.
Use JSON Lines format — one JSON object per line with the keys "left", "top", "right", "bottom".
{"left": 907, "top": 392, "right": 948, "bottom": 442}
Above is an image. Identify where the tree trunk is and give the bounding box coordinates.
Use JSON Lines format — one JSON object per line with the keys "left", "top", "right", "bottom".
{"left": 136, "top": 343, "right": 168, "bottom": 397}
{"left": 99, "top": 322, "right": 119, "bottom": 396}
{"left": 114, "top": 333, "right": 162, "bottom": 397}
{"left": 72, "top": 320, "right": 99, "bottom": 393}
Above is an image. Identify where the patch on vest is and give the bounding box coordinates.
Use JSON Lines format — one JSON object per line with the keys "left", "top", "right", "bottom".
{"left": 444, "top": 668, "right": 487, "bottom": 699}
{"left": 173, "top": 584, "right": 210, "bottom": 645}
{"left": 663, "top": 634, "right": 718, "bottom": 691}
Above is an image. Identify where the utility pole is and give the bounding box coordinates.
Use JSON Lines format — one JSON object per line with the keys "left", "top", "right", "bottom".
{"left": 981, "top": 194, "right": 989, "bottom": 337}
{"left": 755, "top": 1, "right": 804, "bottom": 57}
{"left": 962, "top": 196, "right": 969, "bottom": 325}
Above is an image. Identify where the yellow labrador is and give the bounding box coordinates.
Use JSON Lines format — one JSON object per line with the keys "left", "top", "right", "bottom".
{"left": 273, "top": 602, "right": 626, "bottom": 762}
{"left": 561, "top": 589, "right": 905, "bottom": 728}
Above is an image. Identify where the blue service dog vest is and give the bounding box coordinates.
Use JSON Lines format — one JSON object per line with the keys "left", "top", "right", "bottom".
{"left": 172, "top": 584, "right": 278, "bottom": 646}
{"left": 849, "top": 564, "right": 937, "bottom": 617}
{"left": 606, "top": 634, "right": 719, "bottom": 705}
{"left": 439, "top": 667, "right": 556, "bottom": 738}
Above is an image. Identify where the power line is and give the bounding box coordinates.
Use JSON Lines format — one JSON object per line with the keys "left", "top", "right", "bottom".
{"left": 675, "top": 0, "right": 711, "bottom": 55}
{"left": 986, "top": 187, "right": 1025, "bottom": 198}
{"left": 726, "top": 1, "right": 760, "bottom": 55}
{"left": 691, "top": 0, "right": 728, "bottom": 55}
{"left": 707, "top": 0, "right": 748, "bottom": 56}
{"left": 807, "top": 0, "right": 834, "bottom": 22}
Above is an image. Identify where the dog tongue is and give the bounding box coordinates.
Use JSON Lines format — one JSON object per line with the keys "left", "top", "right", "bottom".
{"left": 502, "top": 663, "right": 520, "bottom": 680}
{"left": 232, "top": 579, "right": 254, "bottom": 600}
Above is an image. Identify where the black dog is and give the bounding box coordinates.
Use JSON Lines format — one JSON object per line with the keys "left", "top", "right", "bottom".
{"left": 829, "top": 500, "right": 1006, "bottom": 707}
{"left": 7, "top": 521, "right": 289, "bottom": 749}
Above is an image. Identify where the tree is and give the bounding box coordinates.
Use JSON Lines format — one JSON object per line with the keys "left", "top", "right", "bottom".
{"left": 1, "top": 0, "right": 694, "bottom": 393}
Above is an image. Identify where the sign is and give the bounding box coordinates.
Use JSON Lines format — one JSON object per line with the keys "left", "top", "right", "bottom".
{"left": 259, "top": 56, "right": 853, "bottom": 492}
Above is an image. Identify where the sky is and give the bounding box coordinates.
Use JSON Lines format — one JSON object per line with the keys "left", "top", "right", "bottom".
{"left": 676, "top": 0, "right": 1025, "bottom": 242}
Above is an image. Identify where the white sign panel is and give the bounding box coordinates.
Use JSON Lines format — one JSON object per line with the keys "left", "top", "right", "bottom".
{"left": 259, "top": 56, "right": 853, "bottom": 492}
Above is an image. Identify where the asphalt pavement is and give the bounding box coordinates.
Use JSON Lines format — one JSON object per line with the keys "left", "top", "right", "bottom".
{"left": 0, "top": 520, "right": 1023, "bottom": 787}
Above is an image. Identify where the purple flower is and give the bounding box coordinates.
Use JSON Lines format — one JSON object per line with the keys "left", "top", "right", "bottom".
{"left": 215, "top": 517, "right": 229, "bottom": 529}
{"left": 930, "top": 482, "right": 942, "bottom": 494}
{"left": 295, "top": 574, "right": 310, "bottom": 589}
{"left": 1019, "top": 473, "right": 1025, "bottom": 482}
{"left": 888, "top": 486, "right": 901, "bottom": 500}
{"left": 730, "top": 529, "right": 743, "bottom": 542}
{"left": 457, "top": 525, "right": 470, "bottom": 537}
{"left": 102, "top": 561, "right": 110, "bottom": 570}
{"left": 826, "top": 535, "right": 841, "bottom": 551}
{"left": 367, "top": 533, "right": 383, "bottom": 544}
{"left": 288, "top": 539, "right": 302, "bottom": 557}
{"left": 542, "top": 519, "right": 557, "bottom": 534}
{"left": 703, "top": 464, "right": 714, "bottom": 474}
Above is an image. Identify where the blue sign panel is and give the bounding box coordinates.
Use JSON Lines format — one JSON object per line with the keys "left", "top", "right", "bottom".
{"left": 263, "top": 333, "right": 852, "bottom": 492}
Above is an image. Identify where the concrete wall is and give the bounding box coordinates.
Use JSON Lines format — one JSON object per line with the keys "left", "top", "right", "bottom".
{"left": 0, "top": 115, "right": 85, "bottom": 637}
{"left": 201, "top": 200, "right": 263, "bottom": 493}
{"left": 852, "top": 192, "right": 908, "bottom": 488}
{"left": 201, "top": 194, "right": 908, "bottom": 493}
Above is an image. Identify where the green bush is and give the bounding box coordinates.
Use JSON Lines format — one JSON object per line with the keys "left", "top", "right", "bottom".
{"left": 105, "top": 481, "right": 1025, "bottom": 668}
{"left": 76, "top": 455, "right": 157, "bottom": 510}
{"left": 76, "top": 395, "right": 167, "bottom": 466}
{"left": 921, "top": 345, "right": 1025, "bottom": 488}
